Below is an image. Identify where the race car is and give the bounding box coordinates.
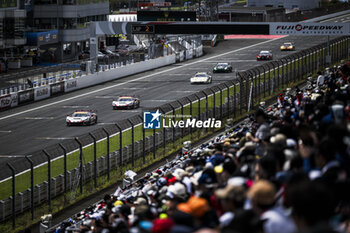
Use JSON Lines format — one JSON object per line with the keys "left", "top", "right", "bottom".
{"left": 190, "top": 72, "right": 212, "bottom": 84}
{"left": 213, "top": 63, "right": 233, "bottom": 73}
{"left": 112, "top": 96, "right": 140, "bottom": 110}
{"left": 280, "top": 42, "right": 295, "bottom": 51}
{"left": 257, "top": 51, "right": 273, "bottom": 61}
{"left": 66, "top": 110, "right": 98, "bottom": 126}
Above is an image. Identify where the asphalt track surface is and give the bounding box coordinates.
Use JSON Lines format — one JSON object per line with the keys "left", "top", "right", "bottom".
{"left": 0, "top": 34, "right": 340, "bottom": 179}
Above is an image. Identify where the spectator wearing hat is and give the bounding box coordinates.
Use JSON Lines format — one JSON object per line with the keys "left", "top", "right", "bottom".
{"left": 247, "top": 180, "right": 296, "bottom": 233}
{"left": 215, "top": 184, "right": 246, "bottom": 229}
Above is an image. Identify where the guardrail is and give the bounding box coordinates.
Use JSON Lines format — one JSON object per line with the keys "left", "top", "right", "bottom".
{"left": 0, "top": 36, "right": 349, "bottom": 229}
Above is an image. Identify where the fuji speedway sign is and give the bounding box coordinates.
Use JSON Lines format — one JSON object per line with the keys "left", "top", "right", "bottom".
{"left": 270, "top": 23, "right": 350, "bottom": 35}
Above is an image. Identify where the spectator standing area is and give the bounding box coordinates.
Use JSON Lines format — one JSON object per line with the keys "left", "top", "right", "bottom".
{"left": 49, "top": 63, "right": 350, "bottom": 233}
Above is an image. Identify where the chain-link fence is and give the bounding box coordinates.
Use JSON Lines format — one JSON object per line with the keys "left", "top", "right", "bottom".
{"left": 1, "top": 36, "right": 349, "bottom": 229}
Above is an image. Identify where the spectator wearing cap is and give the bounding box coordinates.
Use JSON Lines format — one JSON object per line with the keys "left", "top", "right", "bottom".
{"left": 177, "top": 196, "right": 218, "bottom": 230}
{"left": 165, "top": 182, "right": 188, "bottom": 215}
{"left": 247, "top": 180, "right": 296, "bottom": 233}
{"left": 215, "top": 184, "right": 246, "bottom": 229}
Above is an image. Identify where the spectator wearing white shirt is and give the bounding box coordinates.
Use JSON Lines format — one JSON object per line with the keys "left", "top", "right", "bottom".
{"left": 316, "top": 71, "right": 325, "bottom": 86}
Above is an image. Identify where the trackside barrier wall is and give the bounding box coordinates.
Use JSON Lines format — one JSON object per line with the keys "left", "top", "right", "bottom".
{"left": 0, "top": 36, "right": 349, "bottom": 226}
{"left": 0, "top": 54, "right": 176, "bottom": 110}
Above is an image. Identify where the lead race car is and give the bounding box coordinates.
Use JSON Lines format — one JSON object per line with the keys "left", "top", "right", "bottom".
{"left": 66, "top": 110, "right": 98, "bottom": 126}
{"left": 213, "top": 62, "right": 233, "bottom": 73}
{"left": 280, "top": 42, "right": 295, "bottom": 51}
{"left": 190, "top": 72, "right": 212, "bottom": 84}
{"left": 112, "top": 96, "right": 140, "bottom": 110}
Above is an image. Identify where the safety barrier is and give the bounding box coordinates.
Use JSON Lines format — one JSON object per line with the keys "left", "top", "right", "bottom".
{"left": 0, "top": 36, "right": 349, "bottom": 229}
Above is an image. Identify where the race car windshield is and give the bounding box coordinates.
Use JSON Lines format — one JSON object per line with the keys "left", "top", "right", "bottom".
{"left": 284, "top": 43, "right": 292, "bottom": 45}
{"left": 195, "top": 74, "right": 207, "bottom": 77}
{"left": 72, "top": 113, "right": 89, "bottom": 117}
{"left": 217, "top": 63, "right": 228, "bottom": 66}
{"left": 119, "top": 98, "right": 133, "bottom": 101}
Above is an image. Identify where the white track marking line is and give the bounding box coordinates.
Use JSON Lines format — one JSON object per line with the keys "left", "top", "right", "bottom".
{"left": 20, "top": 117, "right": 55, "bottom": 120}
{"left": 35, "top": 137, "right": 72, "bottom": 140}
{"left": 60, "top": 105, "right": 90, "bottom": 108}
{"left": 320, "top": 13, "right": 350, "bottom": 22}
{"left": 95, "top": 96, "right": 117, "bottom": 99}
{"left": 0, "top": 37, "right": 284, "bottom": 121}
{"left": 0, "top": 130, "right": 12, "bottom": 133}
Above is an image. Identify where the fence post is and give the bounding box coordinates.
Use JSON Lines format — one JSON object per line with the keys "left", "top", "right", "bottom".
{"left": 115, "top": 123, "right": 123, "bottom": 168}
{"left": 177, "top": 100, "right": 184, "bottom": 139}
{"left": 43, "top": 150, "right": 52, "bottom": 211}
{"left": 153, "top": 128, "right": 156, "bottom": 159}
{"left": 194, "top": 94, "right": 201, "bottom": 120}
{"left": 88, "top": 133, "right": 97, "bottom": 188}
{"left": 138, "top": 115, "right": 146, "bottom": 164}
{"left": 261, "top": 66, "right": 266, "bottom": 98}
{"left": 74, "top": 138, "right": 83, "bottom": 194}
{"left": 102, "top": 128, "right": 110, "bottom": 180}
{"left": 237, "top": 73, "right": 243, "bottom": 115}
{"left": 185, "top": 97, "right": 193, "bottom": 139}
{"left": 25, "top": 156, "right": 34, "bottom": 220}
{"left": 256, "top": 69, "right": 261, "bottom": 102}
{"left": 218, "top": 86, "right": 223, "bottom": 119}
{"left": 169, "top": 104, "right": 176, "bottom": 148}
{"left": 223, "top": 83, "right": 230, "bottom": 117}
{"left": 58, "top": 144, "right": 67, "bottom": 194}
{"left": 210, "top": 88, "right": 216, "bottom": 119}
{"left": 126, "top": 120, "right": 134, "bottom": 168}
{"left": 7, "top": 163, "right": 15, "bottom": 229}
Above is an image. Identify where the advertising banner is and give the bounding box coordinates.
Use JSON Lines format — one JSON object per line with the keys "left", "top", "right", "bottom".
{"left": 50, "top": 82, "right": 64, "bottom": 95}
{"left": 18, "top": 90, "right": 34, "bottom": 104}
{"left": 10, "top": 93, "right": 18, "bottom": 108}
{"left": 270, "top": 23, "right": 350, "bottom": 36}
{"left": 34, "top": 85, "right": 50, "bottom": 101}
{"left": 0, "top": 93, "right": 18, "bottom": 110}
{"left": 64, "top": 79, "right": 79, "bottom": 92}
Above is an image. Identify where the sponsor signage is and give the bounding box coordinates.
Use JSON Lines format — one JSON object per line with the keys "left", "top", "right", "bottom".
{"left": 25, "top": 30, "right": 58, "bottom": 46}
{"left": 65, "top": 79, "right": 79, "bottom": 92}
{"left": 0, "top": 93, "right": 18, "bottom": 110}
{"left": 50, "top": 82, "right": 64, "bottom": 95}
{"left": 34, "top": 86, "right": 50, "bottom": 101}
{"left": 132, "top": 25, "right": 155, "bottom": 34}
{"left": 143, "top": 109, "right": 221, "bottom": 129}
{"left": 270, "top": 23, "right": 350, "bottom": 35}
{"left": 0, "top": 95, "right": 11, "bottom": 110}
{"left": 18, "top": 90, "right": 34, "bottom": 104}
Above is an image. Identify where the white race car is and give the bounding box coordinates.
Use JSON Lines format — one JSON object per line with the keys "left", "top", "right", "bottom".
{"left": 112, "top": 96, "right": 140, "bottom": 110}
{"left": 190, "top": 72, "right": 212, "bottom": 84}
{"left": 66, "top": 110, "right": 98, "bottom": 126}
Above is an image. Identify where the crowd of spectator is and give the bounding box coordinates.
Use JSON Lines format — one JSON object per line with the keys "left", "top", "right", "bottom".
{"left": 54, "top": 62, "right": 350, "bottom": 233}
